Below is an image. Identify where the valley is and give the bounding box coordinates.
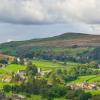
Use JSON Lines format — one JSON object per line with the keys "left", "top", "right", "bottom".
{"left": 0, "top": 33, "right": 100, "bottom": 100}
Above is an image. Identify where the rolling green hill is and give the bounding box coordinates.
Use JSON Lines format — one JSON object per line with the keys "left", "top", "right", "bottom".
{"left": 0, "top": 32, "right": 100, "bottom": 56}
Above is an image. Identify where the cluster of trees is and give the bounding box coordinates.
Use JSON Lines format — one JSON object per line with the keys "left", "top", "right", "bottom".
{"left": 26, "top": 61, "right": 38, "bottom": 77}
{"left": 3, "top": 79, "right": 93, "bottom": 100}
{"left": 2, "top": 46, "right": 100, "bottom": 64}
{"left": 69, "top": 62, "right": 99, "bottom": 76}
{"left": 47, "top": 61, "right": 99, "bottom": 83}
{"left": 2, "top": 61, "right": 100, "bottom": 100}
{"left": 14, "top": 47, "right": 100, "bottom": 64}
{"left": 0, "top": 59, "right": 8, "bottom": 65}
{"left": 0, "top": 57, "right": 99, "bottom": 100}
{"left": 4, "top": 76, "right": 99, "bottom": 100}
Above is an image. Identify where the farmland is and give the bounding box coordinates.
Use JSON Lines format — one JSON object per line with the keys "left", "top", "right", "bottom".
{"left": 0, "top": 33, "right": 100, "bottom": 99}
{"left": 26, "top": 95, "right": 66, "bottom": 100}
{"left": 85, "top": 90, "right": 100, "bottom": 95}
{"left": 32, "top": 59, "right": 78, "bottom": 70}
{"left": 0, "top": 58, "right": 100, "bottom": 100}
{"left": 0, "top": 64, "right": 26, "bottom": 74}
{"left": 70, "top": 75, "right": 100, "bottom": 83}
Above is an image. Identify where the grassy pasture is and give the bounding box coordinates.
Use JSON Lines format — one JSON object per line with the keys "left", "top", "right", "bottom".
{"left": 71, "top": 75, "right": 100, "bottom": 83}
{"left": 32, "top": 59, "right": 78, "bottom": 70}
{"left": 26, "top": 95, "right": 66, "bottom": 100}
{"left": 6, "top": 64, "right": 26, "bottom": 72}
{"left": 0, "top": 69, "right": 7, "bottom": 74}
{"left": 0, "top": 64, "right": 26, "bottom": 74}
{"left": 85, "top": 90, "right": 100, "bottom": 95}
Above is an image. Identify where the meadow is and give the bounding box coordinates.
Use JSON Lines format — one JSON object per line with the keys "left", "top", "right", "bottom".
{"left": 32, "top": 59, "right": 78, "bottom": 70}
{"left": 26, "top": 95, "right": 66, "bottom": 100}
{"left": 85, "top": 90, "right": 100, "bottom": 95}
{"left": 70, "top": 75, "right": 100, "bottom": 83}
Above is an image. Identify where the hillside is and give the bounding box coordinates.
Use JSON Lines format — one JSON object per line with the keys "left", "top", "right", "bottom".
{"left": 0, "top": 32, "right": 100, "bottom": 56}
{"left": 1, "top": 32, "right": 100, "bottom": 48}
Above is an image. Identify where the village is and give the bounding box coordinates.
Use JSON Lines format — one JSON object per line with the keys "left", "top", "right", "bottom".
{"left": 0, "top": 54, "right": 99, "bottom": 90}
{"left": 0, "top": 53, "right": 51, "bottom": 83}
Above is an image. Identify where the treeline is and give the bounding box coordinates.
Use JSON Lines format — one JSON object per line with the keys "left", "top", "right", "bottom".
{"left": 2, "top": 46, "right": 100, "bottom": 63}
{"left": 14, "top": 47, "right": 87, "bottom": 62}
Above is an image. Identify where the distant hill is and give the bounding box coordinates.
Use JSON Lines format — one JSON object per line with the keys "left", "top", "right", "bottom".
{"left": 0, "top": 33, "right": 91, "bottom": 47}
{"left": 0, "top": 33, "right": 100, "bottom": 47}
{"left": 46, "top": 32, "right": 90, "bottom": 40}
{"left": 1, "top": 32, "right": 100, "bottom": 49}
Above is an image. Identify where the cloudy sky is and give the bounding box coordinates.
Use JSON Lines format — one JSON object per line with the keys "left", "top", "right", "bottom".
{"left": 0, "top": 0, "right": 100, "bottom": 43}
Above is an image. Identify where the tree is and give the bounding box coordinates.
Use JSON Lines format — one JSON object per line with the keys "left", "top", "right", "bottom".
{"left": 0, "top": 59, "right": 8, "bottom": 65}
{"left": 88, "top": 61, "right": 98, "bottom": 68}
{"left": 12, "top": 74, "right": 22, "bottom": 82}
{"left": 26, "top": 61, "right": 38, "bottom": 77}
{"left": 41, "top": 84, "right": 67, "bottom": 100}
{"left": 89, "top": 95, "right": 100, "bottom": 100}
{"left": 65, "top": 89, "right": 91, "bottom": 100}
{"left": 3, "top": 85, "right": 12, "bottom": 92}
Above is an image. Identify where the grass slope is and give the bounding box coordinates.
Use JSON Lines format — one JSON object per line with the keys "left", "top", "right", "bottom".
{"left": 71, "top": 75, "right": 100, "bottom": 83}
{"left": 32, "top": 59, "right": 78, "bottom": 70}
{"left": 6, "top": 64, "right": 26, "bottom": 72}
{"left": 26, "top": 95, "right": 66, "bottom": 100}
{"left": 85, "top": 90, "right": 100, "bottom": 95}
{"left": 0, "top": 64, "right": 26, "bottom": 75}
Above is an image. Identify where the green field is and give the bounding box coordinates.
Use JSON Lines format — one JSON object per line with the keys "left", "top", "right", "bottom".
{"left": 70, "top": 75, "right": 100, "bottom": 83}
{"left": 0, "top": 64, "right": 26, "bottom": 74}
{"left": 32, "top": 59, "right": 78, "bottom": 70}
{"left": 85, "top": 90, "right": 100, "bottom": 95}
{"left": 6, "top": 64, "right": 26, "bottom": 72}
{"left": 0, "top": 69, "right": 8, "bottom": 74}
{"left": 26, "top": 95, "right": 66, "bottom": 100}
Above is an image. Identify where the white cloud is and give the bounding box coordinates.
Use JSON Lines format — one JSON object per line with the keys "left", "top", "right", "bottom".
{"left": 0, "top": 0, "right": 100, "bottom": 25}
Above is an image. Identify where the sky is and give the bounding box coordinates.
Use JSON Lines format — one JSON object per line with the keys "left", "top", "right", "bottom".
{"left": 0, "top": 0, "right": 100, "bottom": 43}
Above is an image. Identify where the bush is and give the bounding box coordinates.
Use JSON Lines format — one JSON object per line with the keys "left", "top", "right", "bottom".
{"left": 65, "top": 89, "right": 91, "bottom": 100}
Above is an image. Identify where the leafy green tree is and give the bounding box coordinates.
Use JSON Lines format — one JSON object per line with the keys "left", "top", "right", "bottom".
{"left": 0, "top": 59, "right": 8, "bottom": 64}
{"left": 26, "top": 61, "right": 38, "bottom": 77}
{"left": 41, "top": 84, "right": 67, "bottom": 100}
{"left": 3, "top": 85, "right": 12, "bottom": 92}
{"left": 88, "top": 61, "right": 98, "bottom": 68}
{"left": 65, "top": 89, "right": 91, "bottom": 100}
{"left": 89, "top": 95, "right": 100, "bottom": 100}
{"left": 12, "top": 74, "right": 22, "bottom": 82}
